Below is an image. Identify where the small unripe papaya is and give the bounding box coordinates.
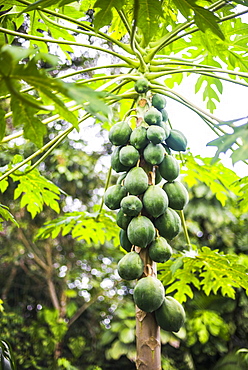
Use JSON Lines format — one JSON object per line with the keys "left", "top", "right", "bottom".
{"left": 124, "top": 167, "right": 148, "bottom": 195}
{"left": 147, "top": 125, "right": 166, "bottom": 144}
{"left": 144, "top": 107, "right": 162, "bottom": 126}
{"left": 159, "top": 155, "right": 180, "bottom": 182}
{"left": 127, "top": 215, "right": 155, "bottom": 248}
{"left": 143, "top": 142, "right": 165, "bottom": 165}
{"left": 162, "top": 181, "right": 189, "bottom": 210}
{"left": 130, "top": 126, "right": 149, "bottom": 150}
{"left": 134, "top": 78, "right": 149, "bottom": 94}
{"left": 149, "top": 236, "right": 172, "bottom": 263}
{"left": 104, "top": 184, "right": 127, "bottom": 210}
{"left": 117, "top": 251, "right": 144, "bottom": 280}
{"left": 165, "top": 129, "right": 187, "bottom": 152}
{"left": 109, "top": 121, "right": 132, "bottom": 146}
{"left": 119, "top": 145, "right": 140, "bottom": 167}
{"left": 152, "top": 93, "right": 167, "bottom": 110}
{"left": 120, "top": 195, "right": 143, "bottom": 216}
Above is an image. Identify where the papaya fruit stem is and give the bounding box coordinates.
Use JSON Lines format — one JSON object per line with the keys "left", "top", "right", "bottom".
{"left": 123, "top": 108, "right": 137, "bottom": 121}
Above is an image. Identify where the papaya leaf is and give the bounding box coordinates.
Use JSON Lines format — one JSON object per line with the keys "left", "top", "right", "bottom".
{"left": 230, "top": 176, "right": 248, "bottom": 213}
{"left": 19, "top": 0, "right": 76, "bottom": 14}
{"left": 93, "top": 0, "right": 123, "bottom": 31}
{"left": 0, "top": 175, "right": 9, "bottom": 193}
{"left": 35, "top": 209, "right": 119, "bottom": 246}
{"left": 207, "top": 122, "right": 248, "bottom": 164}
{"left": 10, "top": 95, "right": 47, "bottom": 147}
{"left": 0, "top": 204, "right": 19, "bottom": 227}
{"left": 194, "top": 7, "right": 225, "bottom": 40}
{"left": 172, "top": 0, "right": 193, "bottom": 19}
{"left": 180, "top": 153, "right": 239, "bottom": 206}
{"left": 135, "top": 0, "right": 164, "bottom": 46}
{"left": 159, "top": 247, "right": 248, "bottom": 303}
{"left": 172, "top": 0, "right": 224, "bottom": 39}
{"left": 11, "top": 167, "right": 61, "bottom": 218}
{"left": 232, "top": 0, "right": 248, "bottom": 6}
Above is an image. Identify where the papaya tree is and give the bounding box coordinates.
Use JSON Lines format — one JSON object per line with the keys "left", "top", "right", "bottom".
{"left": 0, "top": 1, "right": 248, "bottom": 369}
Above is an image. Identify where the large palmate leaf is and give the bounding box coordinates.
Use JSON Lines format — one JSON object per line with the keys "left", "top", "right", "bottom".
{"left": 180, "top": 153, "right": 239, "bottom": 206}
{"left": 9, "top": 156, "right": 62, "bottom": 218}
{"left": 230, "top": 176, "right": 248, "bottom": 213}
{"left": 0, "top": 45, "right": 111, "bottom": 145}
{"left": 135, "top": 0, "right": 164, "bottom": 46}
{"left": 19, "top": 0, "right": 77, "bottom": 13}
{"left": 35, "top": 209, "right": 119, "bottom": 246}
{"left": 0, "top": 204, "right": 19, "bottom": 230}
{"left": 93, "top": 0, "right": 123, "bottom": 31}
{"left": 207, "top": 120, "right": 248, "bottom": 164}
{"left": 172, "top": 0, "right": 224, "bottom": 39}
{"left": 159, "top": 247, "right": 248, "bottom": 303}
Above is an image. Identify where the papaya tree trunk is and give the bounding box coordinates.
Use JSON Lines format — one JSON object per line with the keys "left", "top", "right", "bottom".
{"left": 135, "top": 253, "right": 161, "bottom": 369}
{"left": 135, "top": 307, "right": 161, "bottom": 370}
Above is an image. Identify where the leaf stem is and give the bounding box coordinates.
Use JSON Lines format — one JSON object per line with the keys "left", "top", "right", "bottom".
{"left": 0, "top": 111, "right": 93, "bottom": 182}
{"left": 96, "top": 166, "right": 112, "bottom": 220}
{"left": 0, "top": 26, "right": 137, "bottom": 67}
{"left": 149, "top": 82, "right": 222, "bottom": 123}
{"left": 149, "top": 63, "right": 248, "bottom": 81}
{"left": 1, "top": 131, "right": 24, "bottom": 143}
{"left": 0, "top": 126, "right": 72, "bottom": 182}
{"left": 16, "top": 0, "right": 133, "bottom": 54}
{"left": 13, "top": 129, "right": 70, "bottom": 176}
{"left": 0, "top": 63, "right": 130, "bottom": 102}
{"left": 178, "top": 210, "right": 191, "bottom": 250}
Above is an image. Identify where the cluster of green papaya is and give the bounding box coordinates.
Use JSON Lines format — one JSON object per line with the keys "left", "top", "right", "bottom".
{"left": 104, "top": 78, "right": 187, "bottom": 332}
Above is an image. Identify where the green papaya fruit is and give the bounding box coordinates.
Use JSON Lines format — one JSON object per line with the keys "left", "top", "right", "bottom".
{"left": 119, "top": 229, "right": 132, "bottom": 252}
{"left": 124, "top": 167, "right": 148, "bottom": 195}
{"left": 147, "top": 125, "right": 166, "bottom": 144}
{"left": 133, "top": 276, "right": 164, "bottom": 312}
{"left": 155, "top": 296, "right": 186, "bottom": 332}
{"left": 104, "top": 184, "right": 127, "bottom": 210}
{"left": 119, "top": 145, "right": 140, "bottom": 167}
{"left": 130, "top": 126, "right": 149, "bottom": 150}
{"left": 143, "top": 185, "right": 168, "bottom": 218}
{"left": 117, "top": 251, "right": 144, "bottom": 280}
{"left": 165, "top": 129, "right": 187, "bottom": 152}
{"left": 109, "top": 121, "right": 132, "bottom": 146}
{"left": 127, "top": 215, "right": 155, "bottom": 248}
{"left": 149, "top": 236, "right": 172, "bottom": 263}
{"left": 154, "top": 207, "right": 181, "bottom": 240}
{"left": 120, "top": 195, "right": 143, "bottom": 216}
{"left": 134, "top": 78, "right": 149, "bottom": 94}
{"left": 111, "top": 146, "right": 131, "bottom": 173}
{"left": 162, "top": 181, "right": 189, "bottom": 210}
{"left": 144, "top": 107, "right": 162, "bottom": 126}
{"left": 152, "top": 93, "right": 166, "bottom": 110}
{"left": 161, "top": 108, "right": 168, "bottom": 122}
{"left": 159, "top": 154, "right": 180, "bottom": 182}
{"left": 143, "top": 142, "right": 165, "bottom": 165}
{"left": 116, "top": 209, "right": 132, "bottom": 229}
